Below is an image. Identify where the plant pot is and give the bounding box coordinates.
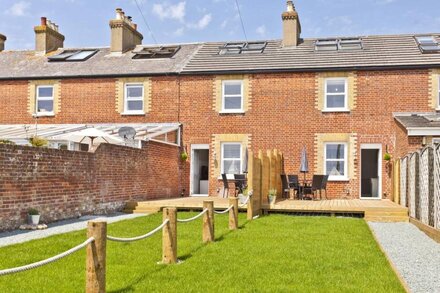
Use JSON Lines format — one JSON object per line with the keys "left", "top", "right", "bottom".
{"left": 238, "top": 194, "right": 246, "bottom": 205}
{"left": 28, "top": 215, "right": 40, "bottom": 225}
{"left": 268, "top": 195, "right": 277, "bottom": 206}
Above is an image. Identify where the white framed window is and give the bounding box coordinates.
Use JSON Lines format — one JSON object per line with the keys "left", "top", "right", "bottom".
{"left": 437, "top": 76, "right": 440, "bottom": 109}
{"left": 221, "top": 80, "right": 244, "bottom": 113}
{"left": 36, "top": 85, "right": 54, "bottom": 115}
{"left": 324, "top": 78, "right": 348, "bottom": 112}
{"left": 124, "top": 83, "right": 144, "bottom": 114}
{"left": 324, "top": 142, "right": 348, "bottom": 181}
{"left": 221, "top": 143, "right": 242, "bottom": 175}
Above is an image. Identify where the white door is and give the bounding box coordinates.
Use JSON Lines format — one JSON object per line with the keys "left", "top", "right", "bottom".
{"left": 190, "top": 144, "right": 210, "bottom": 197}
{"left": 360, "top": 144, "right": 382, "bottom": 199}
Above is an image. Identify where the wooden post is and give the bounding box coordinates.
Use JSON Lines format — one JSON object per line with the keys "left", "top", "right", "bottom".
{"left": 86, "top": 221, "right": 107, "bottom": 293}
{"left": 162, "top": 207, "right": 177, "bottom": 264}
{"left": 203, "top": 201, "right": 214, "bottom": 243}
{"left": 229, "top": 197, "right": 239, "bottom": 230}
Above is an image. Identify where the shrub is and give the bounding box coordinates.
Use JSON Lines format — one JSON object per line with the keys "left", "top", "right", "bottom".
{"left": 29, "top": 136, "right": 48, "bottom": 147}
{"left": 180, "top": 151, "right": 188, "bottom": 162}
{"left": 383, "top": 153, "right": 392, "bottom": 161}
{"left": 28, "top": 208, "right": 39, "bottom": 215}
{"left": 0, "top": 139, "right": 15, "bottom": 145}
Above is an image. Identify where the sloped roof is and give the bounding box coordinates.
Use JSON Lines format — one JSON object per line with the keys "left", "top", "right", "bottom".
{"left": 182, "top": 34, "right": 440, "bottom": 74}
{"left": 394, "top": 113, "right": 440, "bottom": 136}
{"left": 0, "top": 44, "right": 202, "bottom": 80}
{"left": 1, "top": 34, "right": 440, "bottom": 79}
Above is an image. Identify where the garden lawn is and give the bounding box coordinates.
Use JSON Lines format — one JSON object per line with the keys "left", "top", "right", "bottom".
{"left": 0, "top": 213, "right": 404, "bottom": 292}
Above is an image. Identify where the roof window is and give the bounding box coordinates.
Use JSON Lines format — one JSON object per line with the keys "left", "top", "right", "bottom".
{"left": 132, "top": 46, "right": 181, "bottom": 59}
{"left": 219, "top": 42, "right": 267, "bottom": 55}
{"left": 48, "top": 50, "right": 98, "bottom": 62}
{"left": 315, "top": 38, "right": 363, "bottom": 51}
{"left": 415, "top": 36, "right": 440, "bottom": 53}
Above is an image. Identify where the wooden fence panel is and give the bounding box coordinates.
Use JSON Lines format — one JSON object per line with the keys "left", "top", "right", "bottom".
{"left": 393, "top": 159, "right": 400, "bottom": 204}
{"left": 248, "top": 151, "right": 262, "bottom": 217}
{"left": 260, "top": 150, "right": 270, "bottom": 204}
{"left": 419, "top": 147, "right": 433, "bottom": 226}
{"left": 408, "top": 153, "right": 419, "bottom": 219}
{"left": 400, "top": 157, "right": 408, "bottom": 208}
{"left": 434, "top": 144, "right": 440, "bottom": 230}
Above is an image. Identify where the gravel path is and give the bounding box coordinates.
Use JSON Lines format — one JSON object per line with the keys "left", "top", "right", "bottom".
{"left": 369, "top": 222, "right": 440, "bottom": 293}
{"left": 0, "top": 213, "right": 146, "bottom": 248}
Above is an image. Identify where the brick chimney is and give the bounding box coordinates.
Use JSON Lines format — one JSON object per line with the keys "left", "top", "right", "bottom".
{"left": 0, "top": 34, "right": 6, "bottom": 52}
{"left": 282, "top": 1, "right": 301, "bottom": 47}
{"left": 109, "top": 8, "right": 143, "bottom": 53}
{"left": 34, "top": 17, "right": 65, "bottom": 54}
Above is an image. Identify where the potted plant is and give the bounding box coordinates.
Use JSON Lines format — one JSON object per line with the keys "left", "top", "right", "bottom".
{"left": 383, "top": 152, "right": 392, "bottom": 162}
{"left": 268, "top": 189, "right": 277, "bottom": 205}
{"left": 180, "top": 151, "right": 188, "bottom": 162}
{"left": 28, "top": 208, "right": 40, "bottom": 225}
{"left": 238, "top": 188, "right": 248, "bottom": 204}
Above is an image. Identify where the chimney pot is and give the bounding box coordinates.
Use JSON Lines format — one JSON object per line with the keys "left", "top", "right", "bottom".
{"left": 109, "top": 8, "right": 143, "bottom": 53}
{"left": 282, "top": 1, "right": 301, "bottom": 47}
{"left": 34, "top": 17, "right": 65, "bottom": 53}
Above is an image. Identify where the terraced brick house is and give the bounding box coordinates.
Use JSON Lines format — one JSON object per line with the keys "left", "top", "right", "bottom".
{"left": 1, "top": 2, "right": 440, "bottom": 200}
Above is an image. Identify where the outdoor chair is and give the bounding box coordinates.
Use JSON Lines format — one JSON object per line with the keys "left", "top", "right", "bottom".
{"left": 287, "top": 175, "right": 300, "bottom": 199}
{"left": 303, "top": 175, "right": 324, "bottom": 200}
{"left": 233, "top": 174, "right": 247, "bottom": 196}
{"left": 321, "top": 175, "right": 329, "bottom": 199}
{"left": 221, "top": 173, "right": 230, "bottom": 198}
{"left": 281, "top": 174, "right": 291, "bottom": 199}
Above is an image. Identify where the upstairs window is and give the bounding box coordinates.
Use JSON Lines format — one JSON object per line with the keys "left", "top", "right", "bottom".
{"left": 222, "top": 80, "right": 243, "bottom": 113}
{"left": 221, "top": 143, "right": 242, "bottom": 175}
{"left": 324, "top": 78, "right": 348, "bottom": 111}
{"left": 124, "top": 84, "right": 144, "bottom": 114}
{"left": 36, "top": 86, "right": 54, "bottom": 115}
{"left": 132, "top": 46, "right": 180, "bottom": 59}
{"left": 415, "top": 36, "right": 440, "bottom": 53}
{"left": 48, "top": 50, "right": 98, "bottom": 62}
{"left": 324, "top": 143, "right": 348, "bottom": 181}
{"left": 219, "top": 42, "right": 267, "bottom": 55}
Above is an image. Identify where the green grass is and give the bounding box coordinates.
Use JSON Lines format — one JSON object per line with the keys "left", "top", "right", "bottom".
{"left": 0, "top": 213, "right": 404, "bottom": 292}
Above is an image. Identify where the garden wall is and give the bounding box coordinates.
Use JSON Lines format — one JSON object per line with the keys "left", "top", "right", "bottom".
{"left": 0, "top": 142, "right": 180, "bottom": 230}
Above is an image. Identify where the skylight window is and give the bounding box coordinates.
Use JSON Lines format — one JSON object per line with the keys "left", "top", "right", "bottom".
{"left": 132, "top": 46, "right": 181, "bottom": 59}
{"left": 415, "top": 36, "right": 440, "bottom": 53}
{"left": 48, "top": 50, "right": 98, "bottom": 62}
{"left": 219, "top": 42, "right": 267, "bottom": 55}
{"left": 315, "top": 38, "right": 363, "bottom": 52}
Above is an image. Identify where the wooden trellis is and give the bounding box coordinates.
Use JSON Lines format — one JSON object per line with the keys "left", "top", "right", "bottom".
{"left": 408, "top": 153, "right": 419, "bottom": 219}
{"left": 419, "top": 147, "right": 433, "bottom": 226}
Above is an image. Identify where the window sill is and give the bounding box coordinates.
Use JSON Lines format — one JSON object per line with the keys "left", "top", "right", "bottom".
{"left": 219, "top": 110, "right": 245, "bottom": 114}
{"left": 321, "top": 109, "right": 350, "bottom": 113}
{"left": 121, "top": 112, "right": 146, "bottom": 116}
{"left": 328, "top": 177, "right": 350, "bottom": 182}
{"left": 32, "top": 113, "right": 55, "bottom": 117}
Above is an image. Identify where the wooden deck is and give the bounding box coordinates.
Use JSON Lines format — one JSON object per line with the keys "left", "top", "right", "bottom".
{"left": 125, "top": 197, "right": 409, "bottom": 222}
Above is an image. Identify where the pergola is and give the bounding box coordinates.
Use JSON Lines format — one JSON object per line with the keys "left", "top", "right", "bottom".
{"left": 0, "top": 123, "right": 181, "bottom": 148}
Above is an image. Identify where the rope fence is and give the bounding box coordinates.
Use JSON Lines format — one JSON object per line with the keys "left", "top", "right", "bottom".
{"left": 238, "top": 194, "right": 252, "bottom": 208}
{"left": 177, "top": 209, "right": 208, "bottom": 223}
{"left": 0, "top": 197, "right": 253, "bottom": 292}
{"left": 107, "top": 219, "right": 169, "bottom": 243}
{"left": 0, "top": 237, "right": 95, "bottom": 276}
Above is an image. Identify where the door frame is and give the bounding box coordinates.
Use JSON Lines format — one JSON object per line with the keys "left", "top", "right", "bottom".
{"left": 190, "top": 144, "right": 210, "bottom": 197}
{"left": 360, "top": 144, "right": 382, "bottom": 200}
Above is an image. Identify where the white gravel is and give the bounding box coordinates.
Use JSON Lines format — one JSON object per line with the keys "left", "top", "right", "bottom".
{"left": 368, "top": 222, "right": 440, "bottom": 293}
{"left": 0, "top": 213, "right": 146, "bottom": 248}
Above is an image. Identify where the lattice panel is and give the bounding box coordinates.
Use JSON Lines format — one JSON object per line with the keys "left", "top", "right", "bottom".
{"left": 400, "top": 157, "right": 407, "bottom": 208}
{"left": 434, "top": 145, "right": 440, "bottom": 230}
{"left": 408, "top": 153, "right": 419, "bottom": 219}
{"left": 419, "top": 147, "right": 432, "bottom": 226}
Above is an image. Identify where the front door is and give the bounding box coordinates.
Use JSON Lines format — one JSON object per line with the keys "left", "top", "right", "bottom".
{"left": 360, "top": 144, "right": 381, "bottom": 199}
{"left": 190, "top": 145, "right": 210, "bottom": 196}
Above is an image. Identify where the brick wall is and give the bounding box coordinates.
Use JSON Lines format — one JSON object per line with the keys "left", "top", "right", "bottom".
{"left": 0, "top": 69, "right": 433, "bottom": 199}
{"left": 0, "top": 141, "right": 179, "bottom": 231}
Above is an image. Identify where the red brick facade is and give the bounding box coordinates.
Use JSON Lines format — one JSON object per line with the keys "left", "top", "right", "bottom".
{"left": 0, "top": 69, "right": 431, "bottom": 200}
{"left": 0, "top": 141, "right": 179, "bottom": 230}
